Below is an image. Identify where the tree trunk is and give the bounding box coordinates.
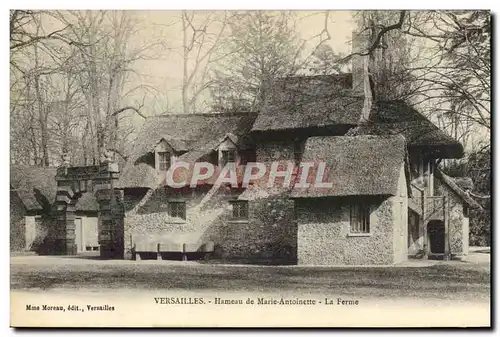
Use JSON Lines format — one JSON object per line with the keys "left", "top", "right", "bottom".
{"left": 359, "top": 55, "right": 373, "bottom": 123}
{"left": 34, "top": 74, "right": 49, "bottom": 167}
{"left": 359, "top": 19, "right": 377, "bottom": 124}
{"left": 182, "top": 12, "right": 189, "bottom": 114}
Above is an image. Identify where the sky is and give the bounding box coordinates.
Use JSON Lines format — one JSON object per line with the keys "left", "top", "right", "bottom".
{"left": 124, "top": 10, "right": 355, "bottom": 115}
{"left": 110, "top": 10, "right": 488, "bottom": 152}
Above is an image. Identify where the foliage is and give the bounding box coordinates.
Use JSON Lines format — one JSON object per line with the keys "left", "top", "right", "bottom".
{"left": 353, "top": 11, "right": 422, "bottom": 101}
{"left": 10, "top": 10, "right": 161, "bottom": 167}
{"left": 308, "top": 44, "right": 344, "bottom": 75}
{"left": 210, "top": 11, "right": 303, "bottom": 111}
{"left": 442, "top": 148, "right": 490, "bottom": 246}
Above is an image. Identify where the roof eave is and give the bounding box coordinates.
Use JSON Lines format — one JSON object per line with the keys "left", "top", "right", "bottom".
{"left": 409, "top": 143, "right": 464, "bottom": 159}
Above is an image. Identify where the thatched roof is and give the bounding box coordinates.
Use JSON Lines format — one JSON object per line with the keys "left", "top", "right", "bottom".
{"left": 117, "top": 112, "right": 256, "bottom": 189}
{"left": 115, "top": 162, "right": 158, "bottom": 189}
{"left": 290, "top": 135, "right": 407, "bottom": 198}
{"left": 10, "top": 166, "right": 58, "bottom": 211}
{"left": 130, "top": 112, "right": 256, "bottom": 162}
{"left": 348, "top": 100, "right": 464, "bottom": 158}
{"left": 75, "top": 192, "right": 99, "bottom": 212}
{"left": 10, "top": 166, "right": 99, "bottom": 212}
{"left": 435, "top": 170, "right": 481, "bottom": 209}
{"left": 252, "top": 74, "right": 463, "bottom": 158}
{"left": 252, "top": 74, "right": 364, "bottom": 133}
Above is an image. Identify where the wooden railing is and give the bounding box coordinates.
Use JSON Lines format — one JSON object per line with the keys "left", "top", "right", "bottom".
{"left": 408, "top": 182, "right": 451, "bottom": 260}
{"left": 408, "top": 183, "right": 424, "bottom": 215}
{"left": 408, "top": 183, "right": 446, "bottom": 221}
{"left": 425, "top": 196, "right": 446, "bottom": 221}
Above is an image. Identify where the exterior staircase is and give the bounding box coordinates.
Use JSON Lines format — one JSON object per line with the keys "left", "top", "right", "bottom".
{"left": 408, "top": 182, "right": 451, "bottom": 260}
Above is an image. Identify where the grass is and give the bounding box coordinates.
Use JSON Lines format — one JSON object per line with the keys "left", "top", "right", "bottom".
{"left": 10, "top": 258, "right": 490, "bottom": 301}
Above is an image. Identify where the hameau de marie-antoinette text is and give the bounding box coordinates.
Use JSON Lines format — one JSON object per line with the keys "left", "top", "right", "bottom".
{"left": 154, "top": 297, "right": 359, "bottom": 306}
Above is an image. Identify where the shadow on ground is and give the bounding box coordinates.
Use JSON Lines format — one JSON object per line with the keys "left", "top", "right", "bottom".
{"left": 10, "top": 254, "right": 490, "bottom": 301}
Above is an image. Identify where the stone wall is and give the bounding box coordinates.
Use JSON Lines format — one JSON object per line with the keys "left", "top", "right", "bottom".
{"left": 123, "top": 185, "right": 296, "bottom": 262}
{"left": 25, "top": 215, "right": 38, "bottom": 251}
{"left": 10, "top": 191, "right": 26, "bottom": 252}
{"left": 434, "top": 177, "right": 468, "bottom": 257}
{"left": 406, "top": 175, "right": 468, "bottom": 258}
{"left": 9, "top": 191, "right": 53, "bottom": 253}
{"left": 407, "top": 209, "right": 423, "bottom": 256}
{"left": 295, "top": 164, "right": 408, "bottom": 266}
{"left": 295, "top": 196, "right": 397, "bottom": 265}
{"left": 26, "top": 215, "right": 52, "bottom": 253}
{"left": 392, "top": 165, "right": 409, "bottom": 263}
{"left": 228, "top": 195, "right": 296, "bottom": 261}
{"left": 53, "top": 163, "right": 123, "bottom": 257}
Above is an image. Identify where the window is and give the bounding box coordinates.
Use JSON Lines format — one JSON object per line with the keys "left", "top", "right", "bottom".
{"left": 221, "top": 150, "right": 236, "bottom": 167}
{"left": 294, "top": 139, "right": 304, "bottom": 164}
{"left": 231, "top": 201, "right": 248, "bottom": 220}
{"left": 158, "top": 151, "right": 171, "bottom": 171}
{"left": 463, "top": 205, "right": 470, "bottom": 217}
{"left": 350, "top": 204, "right": 370, "bottom": 234}
{"left": 87, "top": 179, "right": 93, "bottom": 192}
{"left": 168, "top": 201, "right": 186, "bottom": 220}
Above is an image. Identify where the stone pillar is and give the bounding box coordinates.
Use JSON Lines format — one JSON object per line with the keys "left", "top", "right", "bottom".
{"left": 95, "top": 162, "right": 124, "bottom": 259}
{"left": 53, "top": 160, "right": 122, "bottom": 257}
{"left": 96, "top": 188, "right": 124, "bottom": 259}
{"left": 421, "top": 189, "right": 428, "bottom": 260}
{"left": 443, "top": 196, "right": 450, "bottom": 261}
{"left": 53, "top": 182, "right": 77, "bottom": 255}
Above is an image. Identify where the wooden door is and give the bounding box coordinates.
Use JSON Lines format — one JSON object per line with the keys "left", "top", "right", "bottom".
{"left": 428, "top": 221, "right": 445, "bottom": 254}
{"left": 75, "top": 218, "right": 83, "bottom": 253}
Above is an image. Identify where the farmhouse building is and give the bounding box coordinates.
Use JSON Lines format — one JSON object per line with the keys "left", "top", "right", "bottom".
{"left": 10, "top": 166, "right": 100, "bottom": 254}
{"left": 13, "top": 65, "right": 480, "bottom": 265}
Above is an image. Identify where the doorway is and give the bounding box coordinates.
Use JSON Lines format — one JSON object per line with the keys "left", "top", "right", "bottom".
{"left": 427, "top": 220, "right": 445, "bottom": 254}
{"left": 74, "top": 216, "right": 99, "bottom": 253}
{"left": 75, "top": 218, "right": 84, "bottom": 253}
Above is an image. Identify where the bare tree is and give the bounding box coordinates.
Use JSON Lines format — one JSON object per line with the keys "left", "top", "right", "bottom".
{"left": 10, "top": 10, "right": 164, "bottom": 166}
{"left": 59, "top": 10, "right": 160, "bottom": 164}
{"left": 178, "top": 11, "right": 231, "bottom": 114}
{"left": 308, "top": 44, "right": 345, "bottom": 75}
{"left": 211, "top": 11, "right": 303, "bottom": 112}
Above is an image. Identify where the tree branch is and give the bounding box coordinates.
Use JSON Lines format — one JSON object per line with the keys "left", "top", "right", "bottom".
{"left": 111, "top": 106, "right": 146, "bottom": 119}
{"left": 342, "top": 10, "right": 407, "bottom": 62}
{"left": 106, "top": 147, "right": 128, "bottom": 160}
{"left": 10, "top": 24, "right": 75, "bottom": 50}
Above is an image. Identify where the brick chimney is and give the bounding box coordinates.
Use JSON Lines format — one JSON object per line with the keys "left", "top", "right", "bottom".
{"left": 351, "top": 30, "right": 369, "bottom": 93}
{"left": 351, "top": 30, "right": 373, "bottom": 123}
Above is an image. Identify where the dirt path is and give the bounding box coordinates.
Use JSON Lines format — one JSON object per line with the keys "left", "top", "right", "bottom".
{"left": 10, "top": 255, "right": 490, "bottom": 301}
{"left": 10, "top": 254, "right": 490, "bottom": 327}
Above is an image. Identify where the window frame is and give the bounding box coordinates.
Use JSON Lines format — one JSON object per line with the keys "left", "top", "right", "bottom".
{"left": 349, "top": 203, "right": 371, "bottom": 236}
{"left": 221, "top": 150, "right": 236, "bottom": 167}
{"left": 230, "top": 200, "right": 249, "bottom": 220}
{"left": 293, "top": 139, "right": 304, "bottom": 164}
{"left": 167, "top": 201, "right": 186, "bottom": 221}
{"left": 158, "top": 151, "right": 171, "bottom": 171}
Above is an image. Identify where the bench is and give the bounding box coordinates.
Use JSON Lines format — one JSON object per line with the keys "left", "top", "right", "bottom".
{"left": 132, "top": 237, "right": 214, "bottom": 261}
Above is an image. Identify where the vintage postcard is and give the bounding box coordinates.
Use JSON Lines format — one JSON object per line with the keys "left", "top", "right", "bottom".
{"left": 9, "top": 9, "right": 491, "bottom": 327}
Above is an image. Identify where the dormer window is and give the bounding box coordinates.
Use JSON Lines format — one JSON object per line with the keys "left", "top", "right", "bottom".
{"left": 294, "top": 139, "right": 305, "bottom": 164}
{"left": 221, "top": 150, "right": 236, "bottom": 167}
{"left": 158, "top": 151, "right": 171, "bottom": 171}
